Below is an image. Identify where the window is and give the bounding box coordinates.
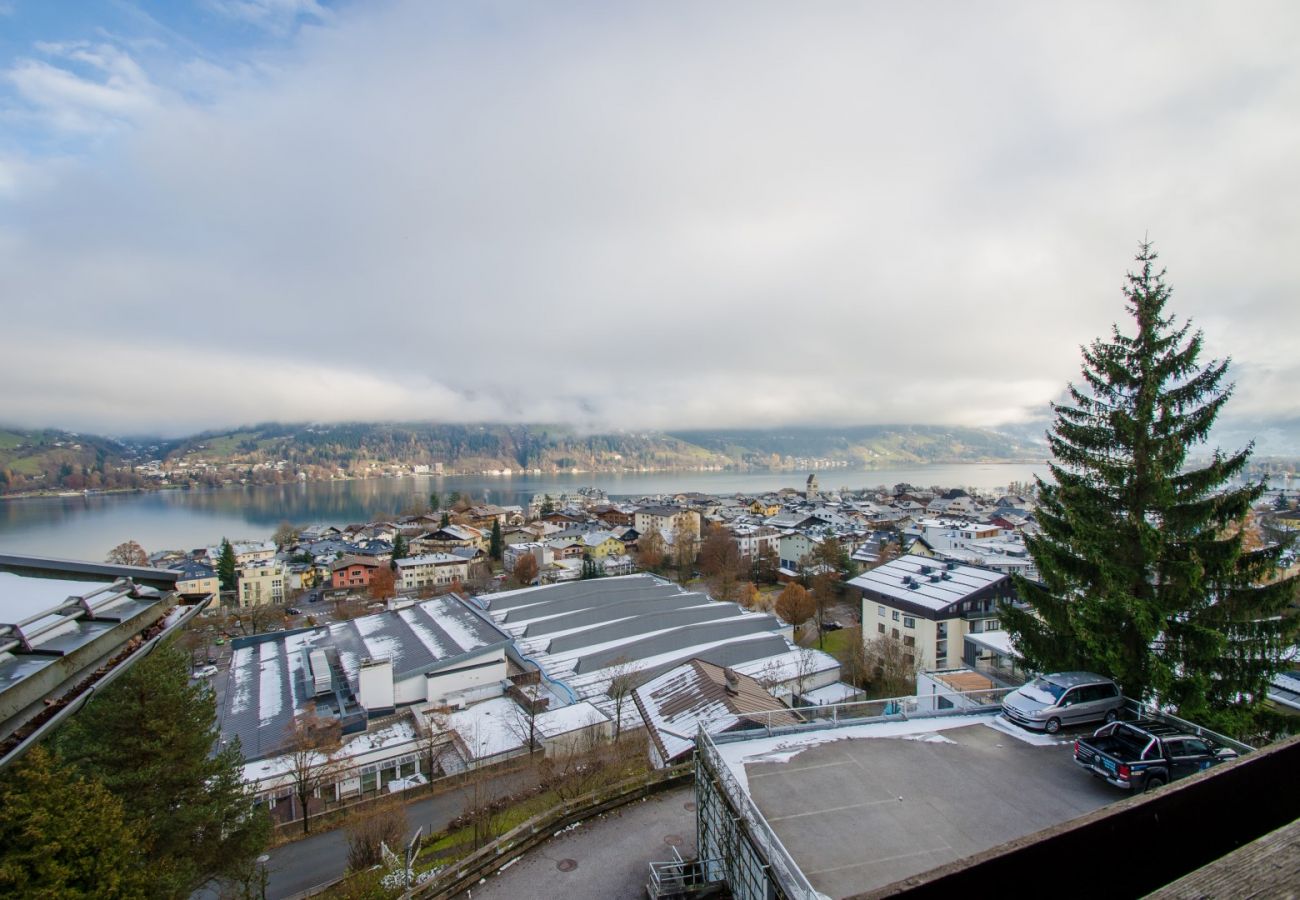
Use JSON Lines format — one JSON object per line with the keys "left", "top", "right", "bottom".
{"left": 892, "top": 628, "right": 900, "bottom": 639}
{"left": 878, "top": 623, "right": 885, "bottom": 634}
{"left": 903, "top": 616, "right": 915, "bottom": 629}
{"left": 903, "top": 635, "right": 915, "bottom": 648}
{"left": 985, "top": 619, "right": 1000, "bottom": 631}
{"left": 935, "top": 640, "right": 947, "bottom": 658}
{"left": 878, "top": 605, "right": 886, "bottom": 617}
{"left": 892, "top": 610, "right": 900, "bottom": 621}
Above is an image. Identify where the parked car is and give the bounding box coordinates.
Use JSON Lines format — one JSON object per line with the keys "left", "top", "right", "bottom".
{"left": 1074, "top": 720, "right": 1238, "bottom": 792}
{"left": 820, "top": 620, "right": 844, "bottom": 632}
{"left": 1001, "top": 671, "right": 1124, "bottom": 734}
{"left": 286, "top": 607, "right": 303, "bottom": 615}
{"left": 190, "top": 664, "right": 218, "bottom": 679}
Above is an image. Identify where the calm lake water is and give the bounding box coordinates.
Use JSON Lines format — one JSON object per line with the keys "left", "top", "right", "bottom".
{"left": 0, "top": 464, "right": 1050, "bottom": 562}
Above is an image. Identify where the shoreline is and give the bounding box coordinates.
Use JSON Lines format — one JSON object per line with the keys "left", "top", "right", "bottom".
{"left": 0, "top": 458, "right": 1051, "bottom": 502}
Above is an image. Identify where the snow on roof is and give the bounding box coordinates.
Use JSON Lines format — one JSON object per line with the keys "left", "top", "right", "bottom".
{"left": 537, "top": 701, "right": 608, "bottom": 737}
{"left": 714, "top": 714, "right": 990, "bottom": 793}
{"left": 635, "top": 660, "right": 798, "bottom": 762}
{"left": 448, "top": 697, "right": 529, "bottom": 760}
{"left": 965, "top": 629, "right": 1015, "bottom": 656}
{"left": 847, "top": 554, "right": 1006, "bottom": 612}
{"left": 800, "top": 682, "right": 862, "bottom": 706}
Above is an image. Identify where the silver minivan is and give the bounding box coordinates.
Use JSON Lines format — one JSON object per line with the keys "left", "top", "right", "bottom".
{"left": 1001, "top": 671, "right": 1124, "bottom": 734}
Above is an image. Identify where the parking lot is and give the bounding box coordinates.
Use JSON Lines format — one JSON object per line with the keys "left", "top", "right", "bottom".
{"left": 731, "top": 717, "right": 1118, "bottom": 898}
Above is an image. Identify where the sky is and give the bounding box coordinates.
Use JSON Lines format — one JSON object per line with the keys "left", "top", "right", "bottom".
{"left": 2, "top": 1, "right": 1299, "bottom": 442}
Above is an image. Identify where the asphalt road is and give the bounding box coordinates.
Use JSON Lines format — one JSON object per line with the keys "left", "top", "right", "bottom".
{"left": 467, "top": 786, "right": 697, "bottom": 900}
{"left": 260, "top": 766, "right": 541, "bottom": 899}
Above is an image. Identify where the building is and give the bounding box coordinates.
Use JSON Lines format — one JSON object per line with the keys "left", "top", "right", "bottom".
{"left": 634, "top": 506, "right": 702, "bottom": 541}
{"left": 847, "top": 554, "right": 1013, "bottom": 670}
{"left": 237, "top": 559, "right": 287, "bottom": 607}
{"left": 633, "top": 659, "right": 801, "bottom": 767}
{"left": 330, "top": 556, "right": 382, "bottom": 590}
{"left": 222, "top": 593, "right": 513, "bottom": 762}
{"left": 394, "top": 553, "right": 469, "bottom": 591}
{"left": 168, "top": 559, "right": 219, "bottom": 597}
{"left": 479, "top": 575, "right": 838, "bottom": 733}
{"left": 691, "top": 699, "right": 1265, "bottom": 900}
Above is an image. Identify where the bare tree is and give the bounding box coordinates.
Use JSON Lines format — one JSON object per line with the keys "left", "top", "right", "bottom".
{"left": 605, "top": 659, "right": 638, "bottom": 741}
{"left": 672, "top": 518, "right": 698, "bottom": 582}
{"left": 283, "top": 708, "right": 343, "bottom": 835}
{"left": 863, "top": 633, "right": 923, "bottom": 698}
{"left": 272, "top": 521, "right": 299, "bottom": 550}
{"left": 417, "top": 707, "right": 453, "bottom": 780}
{"left": 636, "top": 529, "right": 666, "bottom": 573}
{"left": 699, "top": 525, "right": 743, "bottom": 602}
{"left": 227, "top": 603, "right": 286, "bottom": 636}
{"left": 106, "top": 540, "right": 148, "bottom": 567}
{"left": 836, "top": 626, "right": 870, "bottom": 690}
{"left": 504, "top": 680, "right": 545, "bottom": 757}
{"left": 345, "top": 794, "right": 408, "bottom": 872}
{"left": 787, "top": 647, "right": 821, "bottom": 701}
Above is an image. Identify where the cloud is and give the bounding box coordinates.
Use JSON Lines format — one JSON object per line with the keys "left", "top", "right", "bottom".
{"left": 3, "top": 40, "right": 159, "bottom": 134}
{"left": 3, "top": 1, "right": 1300, "bottom": 438}
{"left": 202, "top": 0, "right": 329, "bottom": 34}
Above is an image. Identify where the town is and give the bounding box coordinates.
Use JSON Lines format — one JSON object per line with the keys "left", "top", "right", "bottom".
{"left": 4, "top": 469, "right": 1298, "bottom": 898}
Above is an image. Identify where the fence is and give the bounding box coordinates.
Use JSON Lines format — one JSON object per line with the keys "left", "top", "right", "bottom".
{"left": 405, "top": 762, "right": 693, "bottom": 899}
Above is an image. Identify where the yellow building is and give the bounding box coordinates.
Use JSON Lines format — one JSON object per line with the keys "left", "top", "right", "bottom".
{"left": 237, "top": 561, "right": 288, "bottom": 608}
{"left": 848, "top": 555, "right": 1012, "bottom": 670}
{"left": 581, "top": 532, "right": 627, "bottom": 560}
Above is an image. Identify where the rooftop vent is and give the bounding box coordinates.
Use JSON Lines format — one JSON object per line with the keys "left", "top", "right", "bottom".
{"left": 907, "top": 582, "right": 919, "bottom": 590}
{"left": 945, "top": 562, "right": 957, "bottom": 570}
{"left": 929, "top": 574, "right": 941, "bottom": 583}
{"left": 941, "top": 572, "right": 952, "bottom": 580}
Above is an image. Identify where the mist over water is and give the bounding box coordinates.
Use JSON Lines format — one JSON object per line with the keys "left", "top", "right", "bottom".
{"left": 0, "top": 464, "right": 1052, "bottom": 562}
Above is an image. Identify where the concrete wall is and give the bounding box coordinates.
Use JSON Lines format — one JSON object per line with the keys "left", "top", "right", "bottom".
{"left": 358, "top": 658, "right": 394, "bottom": 712}
{"left": 426, "top": 649, "right": 507, "bottom": 706}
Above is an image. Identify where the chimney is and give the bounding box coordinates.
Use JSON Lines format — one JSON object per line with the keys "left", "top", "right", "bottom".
{"left": 723, "top": 668, "right": 740, "bottom": 695}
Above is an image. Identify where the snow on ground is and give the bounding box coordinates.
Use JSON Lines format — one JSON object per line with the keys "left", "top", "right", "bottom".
{"left": 982, "top": 713, "right": 1073, "bottom": 747}
{"left": 714, "top": 714, "right": 997, "bottom": 793}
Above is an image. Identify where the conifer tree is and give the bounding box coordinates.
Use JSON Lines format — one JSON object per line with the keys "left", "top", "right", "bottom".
{"left": 56, "top": 641, "right": 269, "bottom": 898}
{"left": 392, "top": 533, "right": 408, "bottom": 561}
{"left": 0, "top": 746, "right": 148, "bottom": 899}
{"left": 1004, "top": 242, "right": 1297, "bottom": 734}
{"left": 217, "top": 537, "right": 237, "bottom": 593}
{"left": 489, "top": 518, "right": 503, "bottom": 561}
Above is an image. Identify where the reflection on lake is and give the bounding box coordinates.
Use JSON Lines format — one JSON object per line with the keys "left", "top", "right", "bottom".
{"left": 0, "top": 464, "right": 1049, "bottom": 562}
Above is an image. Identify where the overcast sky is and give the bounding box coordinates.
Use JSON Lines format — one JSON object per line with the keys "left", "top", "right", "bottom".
{"left": 2, "top": 1, "right": 1298, "bottom": 440}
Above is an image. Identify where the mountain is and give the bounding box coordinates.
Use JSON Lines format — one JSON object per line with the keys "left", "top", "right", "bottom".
{"left": 1, "top": 422, "right": 1053, "bottom": 495}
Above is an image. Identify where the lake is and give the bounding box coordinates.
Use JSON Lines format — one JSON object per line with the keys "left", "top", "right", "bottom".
{"left": 0, "top": 463, "right": 1050, "bottom": 562}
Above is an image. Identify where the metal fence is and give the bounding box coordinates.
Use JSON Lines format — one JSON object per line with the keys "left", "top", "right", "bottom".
{"left": 696, "top": 687, "right": 1016, "bottom": 900}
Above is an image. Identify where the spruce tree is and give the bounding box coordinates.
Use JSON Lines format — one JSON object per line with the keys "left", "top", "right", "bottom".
{"left": 0, "top": 746, "right": 148, "bottom": 899}
{"left": 1004, "top": 242, "right": 1297, "bottom": 735}
{"left": 217, "top": 537, "right": 237, "bottom": 593}
{"left": 392, "top": 533, "right": 408, "bottom": 561}
{"left": 489, "top": 518, "right": 503, "bottom": 561}
{"left": 56, "top": 641, "right": 269, "bottom": 898}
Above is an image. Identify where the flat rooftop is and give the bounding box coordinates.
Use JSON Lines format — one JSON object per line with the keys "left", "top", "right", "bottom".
{"left": 711, "top": 713, "right": 1118, "bottom": 898}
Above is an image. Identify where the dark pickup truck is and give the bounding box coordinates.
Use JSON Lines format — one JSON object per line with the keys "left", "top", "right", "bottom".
{"left": 1073, "top": 720, "right": 1238, "bottom": 792}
